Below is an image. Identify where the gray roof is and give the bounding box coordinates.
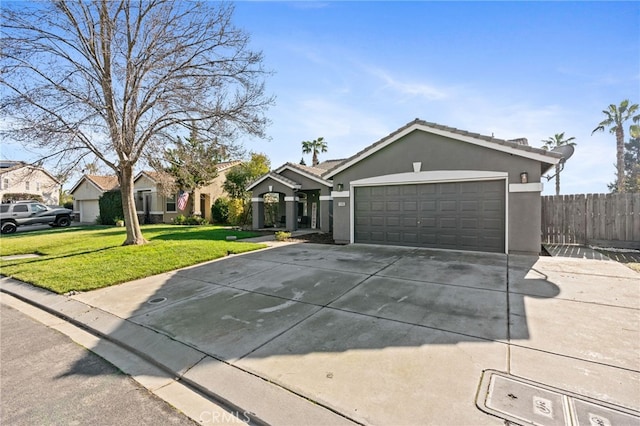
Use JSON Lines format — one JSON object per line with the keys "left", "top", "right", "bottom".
{"left": 323, "top": 119, "right": 562, "bottom": 178}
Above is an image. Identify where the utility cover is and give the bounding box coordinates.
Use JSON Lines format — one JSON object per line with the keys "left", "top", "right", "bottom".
{"left": 476, "top": 370, "right": 640, "bottom": 426}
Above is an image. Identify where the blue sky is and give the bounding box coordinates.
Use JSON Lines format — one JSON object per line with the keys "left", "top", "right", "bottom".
{"left": 2, "top": 1, "right": 638, "bottom": 195}
{"left": 232, "top": 1, "right": 640, "bottom": 195}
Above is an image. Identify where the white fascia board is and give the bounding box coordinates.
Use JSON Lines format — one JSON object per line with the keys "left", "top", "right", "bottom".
{"left": 251, "top": 197, "right": 263, "bottom": 202}
{"left": 246, "top": 173, "right": 301, "bottom": 191}
{"left": 509, "top": 182, "right": 543, "bottom": 192}
{"left": 325, "top": 123, "right": 560, "bottom": 178}
{"left": 275, "top": 165, "right": 333, "bottom": 187}
{"left": 284, "top": 196, "right": 300, "bottom": 202}
{"left": 319, "top": 195, "right": 333, "bottom": 201}
{"left": 350, "top": 170, "right": 508, "bottom": 187}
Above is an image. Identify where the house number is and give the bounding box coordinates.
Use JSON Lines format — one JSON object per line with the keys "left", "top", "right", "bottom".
{"left": 533, "top": 397, "right": 553, "bottom": 418}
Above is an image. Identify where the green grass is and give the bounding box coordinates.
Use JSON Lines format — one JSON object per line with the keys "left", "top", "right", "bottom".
{"left": 0, "top": 225, "right": 265, "bottom": 294}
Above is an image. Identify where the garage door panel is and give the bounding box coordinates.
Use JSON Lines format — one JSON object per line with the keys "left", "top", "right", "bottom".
{"left": 386, "top": 201, "right": 400, "bottom": 211}
{"left": 354, "top": 180, "right": 505, "bottom": 252}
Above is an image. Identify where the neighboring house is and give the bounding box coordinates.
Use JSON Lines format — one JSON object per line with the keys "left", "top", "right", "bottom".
{"left": 247, "top": 160, "right": 343, "bottom": 233}
{"left": 69, "top": 175, "right": 119, "bottom": 223}
{"left": 250, "top": 119, "right": 562, "bottom": 255}
{"left": 0, "top": 160, "right": 61, "bottom": 205}
{"left": 133, "top": 160, "right": 241, "bottom": 224}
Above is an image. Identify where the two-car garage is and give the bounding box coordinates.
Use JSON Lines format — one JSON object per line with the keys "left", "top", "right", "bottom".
{"left": 353, "top": 179, "right": 506, "bottom": 253}
{"left": 324, "top": 119, "right": 561, "bottom": 254}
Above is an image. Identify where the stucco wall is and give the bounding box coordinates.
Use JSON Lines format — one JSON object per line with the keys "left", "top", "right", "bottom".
{"left": 331, "top": 130, "right": 546, "bottom": 254}
{"left": 72, "top": 179, "right": 104, "bottom": 201}
{"left": 1, "top": 167, "right": 60, "bottom": 205}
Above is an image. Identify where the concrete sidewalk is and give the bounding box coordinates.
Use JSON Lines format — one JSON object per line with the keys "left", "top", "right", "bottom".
{"left": 1, "top": 243, "right": 638, "bottom": 425}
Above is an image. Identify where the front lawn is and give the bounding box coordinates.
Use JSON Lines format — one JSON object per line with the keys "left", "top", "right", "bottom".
{"left": 0, "top": 225, "right": 265, "bottom": 294}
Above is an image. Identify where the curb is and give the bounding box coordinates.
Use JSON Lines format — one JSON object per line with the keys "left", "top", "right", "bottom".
{"left": 0, "top": 277, "right": 358, "bottom": 426}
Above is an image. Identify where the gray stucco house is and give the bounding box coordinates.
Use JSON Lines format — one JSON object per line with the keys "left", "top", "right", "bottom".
{"left": 249, "top": 119, "right": 562, "bottom": 254}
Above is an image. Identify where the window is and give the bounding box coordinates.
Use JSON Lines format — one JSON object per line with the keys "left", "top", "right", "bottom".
{"left": 166, "top": 194, "right": 177, "bottom": 212}
{"left": 3, "top": 178, "right": 8, "bottom": 189}
{"left": 25, "top": 181, "right": 30, "bottom": 191}
{"left": 36, "top": 182, "right": 41, "bottom": 191}
{"left": 13, "top": 204, "right": 28, "bottom": 212}
{"left": 31, "top": 204, "right": 47, "bottom": 213}
{"left": 0, "top": 205, "right": 8, "bottom": 213}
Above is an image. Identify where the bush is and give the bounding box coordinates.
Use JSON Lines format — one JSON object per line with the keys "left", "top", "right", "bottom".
{"left": 63, "top": 201, "right": 74, "bottom": 209}
{"left": 172, "top": 214, "right": 208, "bottom": 225}
{"left": 98, "top": 191, "right": 123, "bottom": 225}
{"left": 227, "top": 198, "right": 245, "bottom": 225}
{"left": 274, "top": 231, "right": 291, "bottom": 241}
{"left": 1, "top": 193, "right": 44, "bottom": 203}
{"left": 211, "top": 197, "right": 230, "bottom": 224}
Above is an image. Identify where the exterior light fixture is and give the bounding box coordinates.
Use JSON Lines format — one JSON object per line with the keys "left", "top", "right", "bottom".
{"left": 337, "top": 183, "right": 344, "bottom": 191}
{"left": 268, "top": 185, "right": 273, "bottom": 192}
{"left": 520, "top": 172, "right": 528, "bottom": 183}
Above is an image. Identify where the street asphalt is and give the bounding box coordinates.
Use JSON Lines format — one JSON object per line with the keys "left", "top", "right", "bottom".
{"left": 1, "top": 239, "right": 638, "bottom": 425}
{"left": 0, "top": 304, "right": 195, "bottom": 425}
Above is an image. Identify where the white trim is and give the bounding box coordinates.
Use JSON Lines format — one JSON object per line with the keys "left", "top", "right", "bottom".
{"left": 251, "top": 197, "right": 263, "bottom": 202}
{"left": 325, "top": 122, "right": 561, "bottom": 179}
{"left": 246, "top": 173, "right": 301, "bottom": 191}
{"left": 504, "top": 179, "right": 509, "bottom": 254}
{"left": 149, "top": 211, "right": 164, "bottom": 215}
{"left": 319, "top": 195, "right": 333, "bottom": 201}
{"left": 348, "top": 170, "right": 509, "bottom": 254}
{"left": 509, "top": 182, "right": 543, "bottom": 193}
{"left": 350, "top": 170, "right": 508, "bottom": 187}
{"left": 284, "top": 196, "right": 300, "bottom": 202}
{"left": 134, "top": 187, "right": 155, "bottom": 192}
{"left": 274, "top": 164, "right": 333, "bottom": 187}
{"left": 331, "top": 191, "right": 350, "bottom": 198}
{"left": 69, "top": 176, "right": 103, "bottom": 195}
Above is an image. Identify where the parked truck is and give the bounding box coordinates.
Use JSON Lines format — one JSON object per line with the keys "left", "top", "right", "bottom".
{"left": 0, "top": 201, "right": 74, "bottom": 234}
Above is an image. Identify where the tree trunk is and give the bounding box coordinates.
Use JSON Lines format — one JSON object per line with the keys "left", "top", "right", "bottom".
{"left": 616, "top": 127, "right": 626, "bottom": 192}
{"left": 312, "top": 151, "right": 318, "bottom": 167}
{"left": 555, "top": 164, "right": 561, "bottom": 196}
{"left": 119, "top": 164, "right": 147, "bottom": 245}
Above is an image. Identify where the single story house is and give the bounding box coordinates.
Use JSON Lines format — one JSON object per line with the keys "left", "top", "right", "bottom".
{"left": 133, "top": 160, "right": 241, "bottom": 224}
{"left": 247, "top": 160, "right": 343, "bottom": 233}
{"left": 0, "top": 160, "right": 62, "bottom": 205}
{"left": 69, "top": 175, "right": 119, "bottom": 223}
{"left": 70, "top": 161, "right": 240, "bottom": 224}
{"left": 249, "top": 119, "right": 562, "bottom": 254}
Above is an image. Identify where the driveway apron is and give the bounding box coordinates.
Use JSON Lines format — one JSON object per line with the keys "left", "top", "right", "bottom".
{"left": 70, "top": 243, "right": 639, "bottom": 425}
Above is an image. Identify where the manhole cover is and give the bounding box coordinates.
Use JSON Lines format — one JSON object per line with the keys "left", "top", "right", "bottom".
{"left": 147, "top": 297, "right": 167, "bottom": 305}
{"left": 476, "top": 370, "right": 640, "bottom": 426}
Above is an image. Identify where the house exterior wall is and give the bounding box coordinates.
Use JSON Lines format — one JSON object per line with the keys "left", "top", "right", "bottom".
{"left": 1, "top": 167, "right": 60, "bottom": 205}
{"left": 70, "top": 179, "right": 105, "bottom": 223}
{"left": 331, "top": 130, "right": 544, "bottom": 254}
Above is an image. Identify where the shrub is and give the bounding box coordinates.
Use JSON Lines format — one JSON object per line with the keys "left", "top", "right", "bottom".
{"left": 211, "top": 197, "right": 230, "bottom": 224}
{"left": 98, "top": 191, "right": 123, "bottom": 225}
{"left": 1, "top": 193, "right": 44, "bottom": 203}
{"left": 227, "top": 198, "right": 245, "bottom": 225}
{"left": 63, "top": 201, "right": 74, "bottom": 209}
{"left": 274, "top": 231, "right": 291, "bottom": 241}
{"left": 172, "top": 214, "right": 208, "bottom": 225}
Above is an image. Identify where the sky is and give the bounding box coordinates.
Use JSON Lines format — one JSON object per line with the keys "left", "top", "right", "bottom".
{"left": 230, "top": 1, "right": 640, "bottom": 195}
{"left": 1, "top": 1, "right": 639, "bottom": 195}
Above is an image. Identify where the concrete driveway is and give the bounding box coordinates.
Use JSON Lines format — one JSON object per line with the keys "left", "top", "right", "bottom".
{"left": 67, "top": 242, "right": 639, "bottom": 425}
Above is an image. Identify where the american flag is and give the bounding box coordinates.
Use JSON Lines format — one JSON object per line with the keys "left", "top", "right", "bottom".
{"left": 177, "top": 190, "right": 189, "bottom": 211}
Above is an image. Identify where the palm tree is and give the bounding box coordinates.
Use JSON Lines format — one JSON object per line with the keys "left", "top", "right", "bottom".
{"left": 542, "top": 132, "right": 576, "bottom": 195}
{"left": 592, "top": 100, "right": 640, "bottom": 193}
{"left": 301, "top": 137, "right": 327, "bottom": 167}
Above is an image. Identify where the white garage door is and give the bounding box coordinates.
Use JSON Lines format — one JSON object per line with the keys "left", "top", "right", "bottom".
{"left": 79, "top": 200, "right": 100, "bottom": 224}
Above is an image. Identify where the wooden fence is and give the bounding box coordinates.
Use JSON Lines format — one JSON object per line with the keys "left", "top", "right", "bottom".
{"left": 541, "top": 193, "right": 640, "bottom": 249}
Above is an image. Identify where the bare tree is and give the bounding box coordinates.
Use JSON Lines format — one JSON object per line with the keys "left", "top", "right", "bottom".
{"left": 1, "top": 0, "right": 272, "bottom": 244}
